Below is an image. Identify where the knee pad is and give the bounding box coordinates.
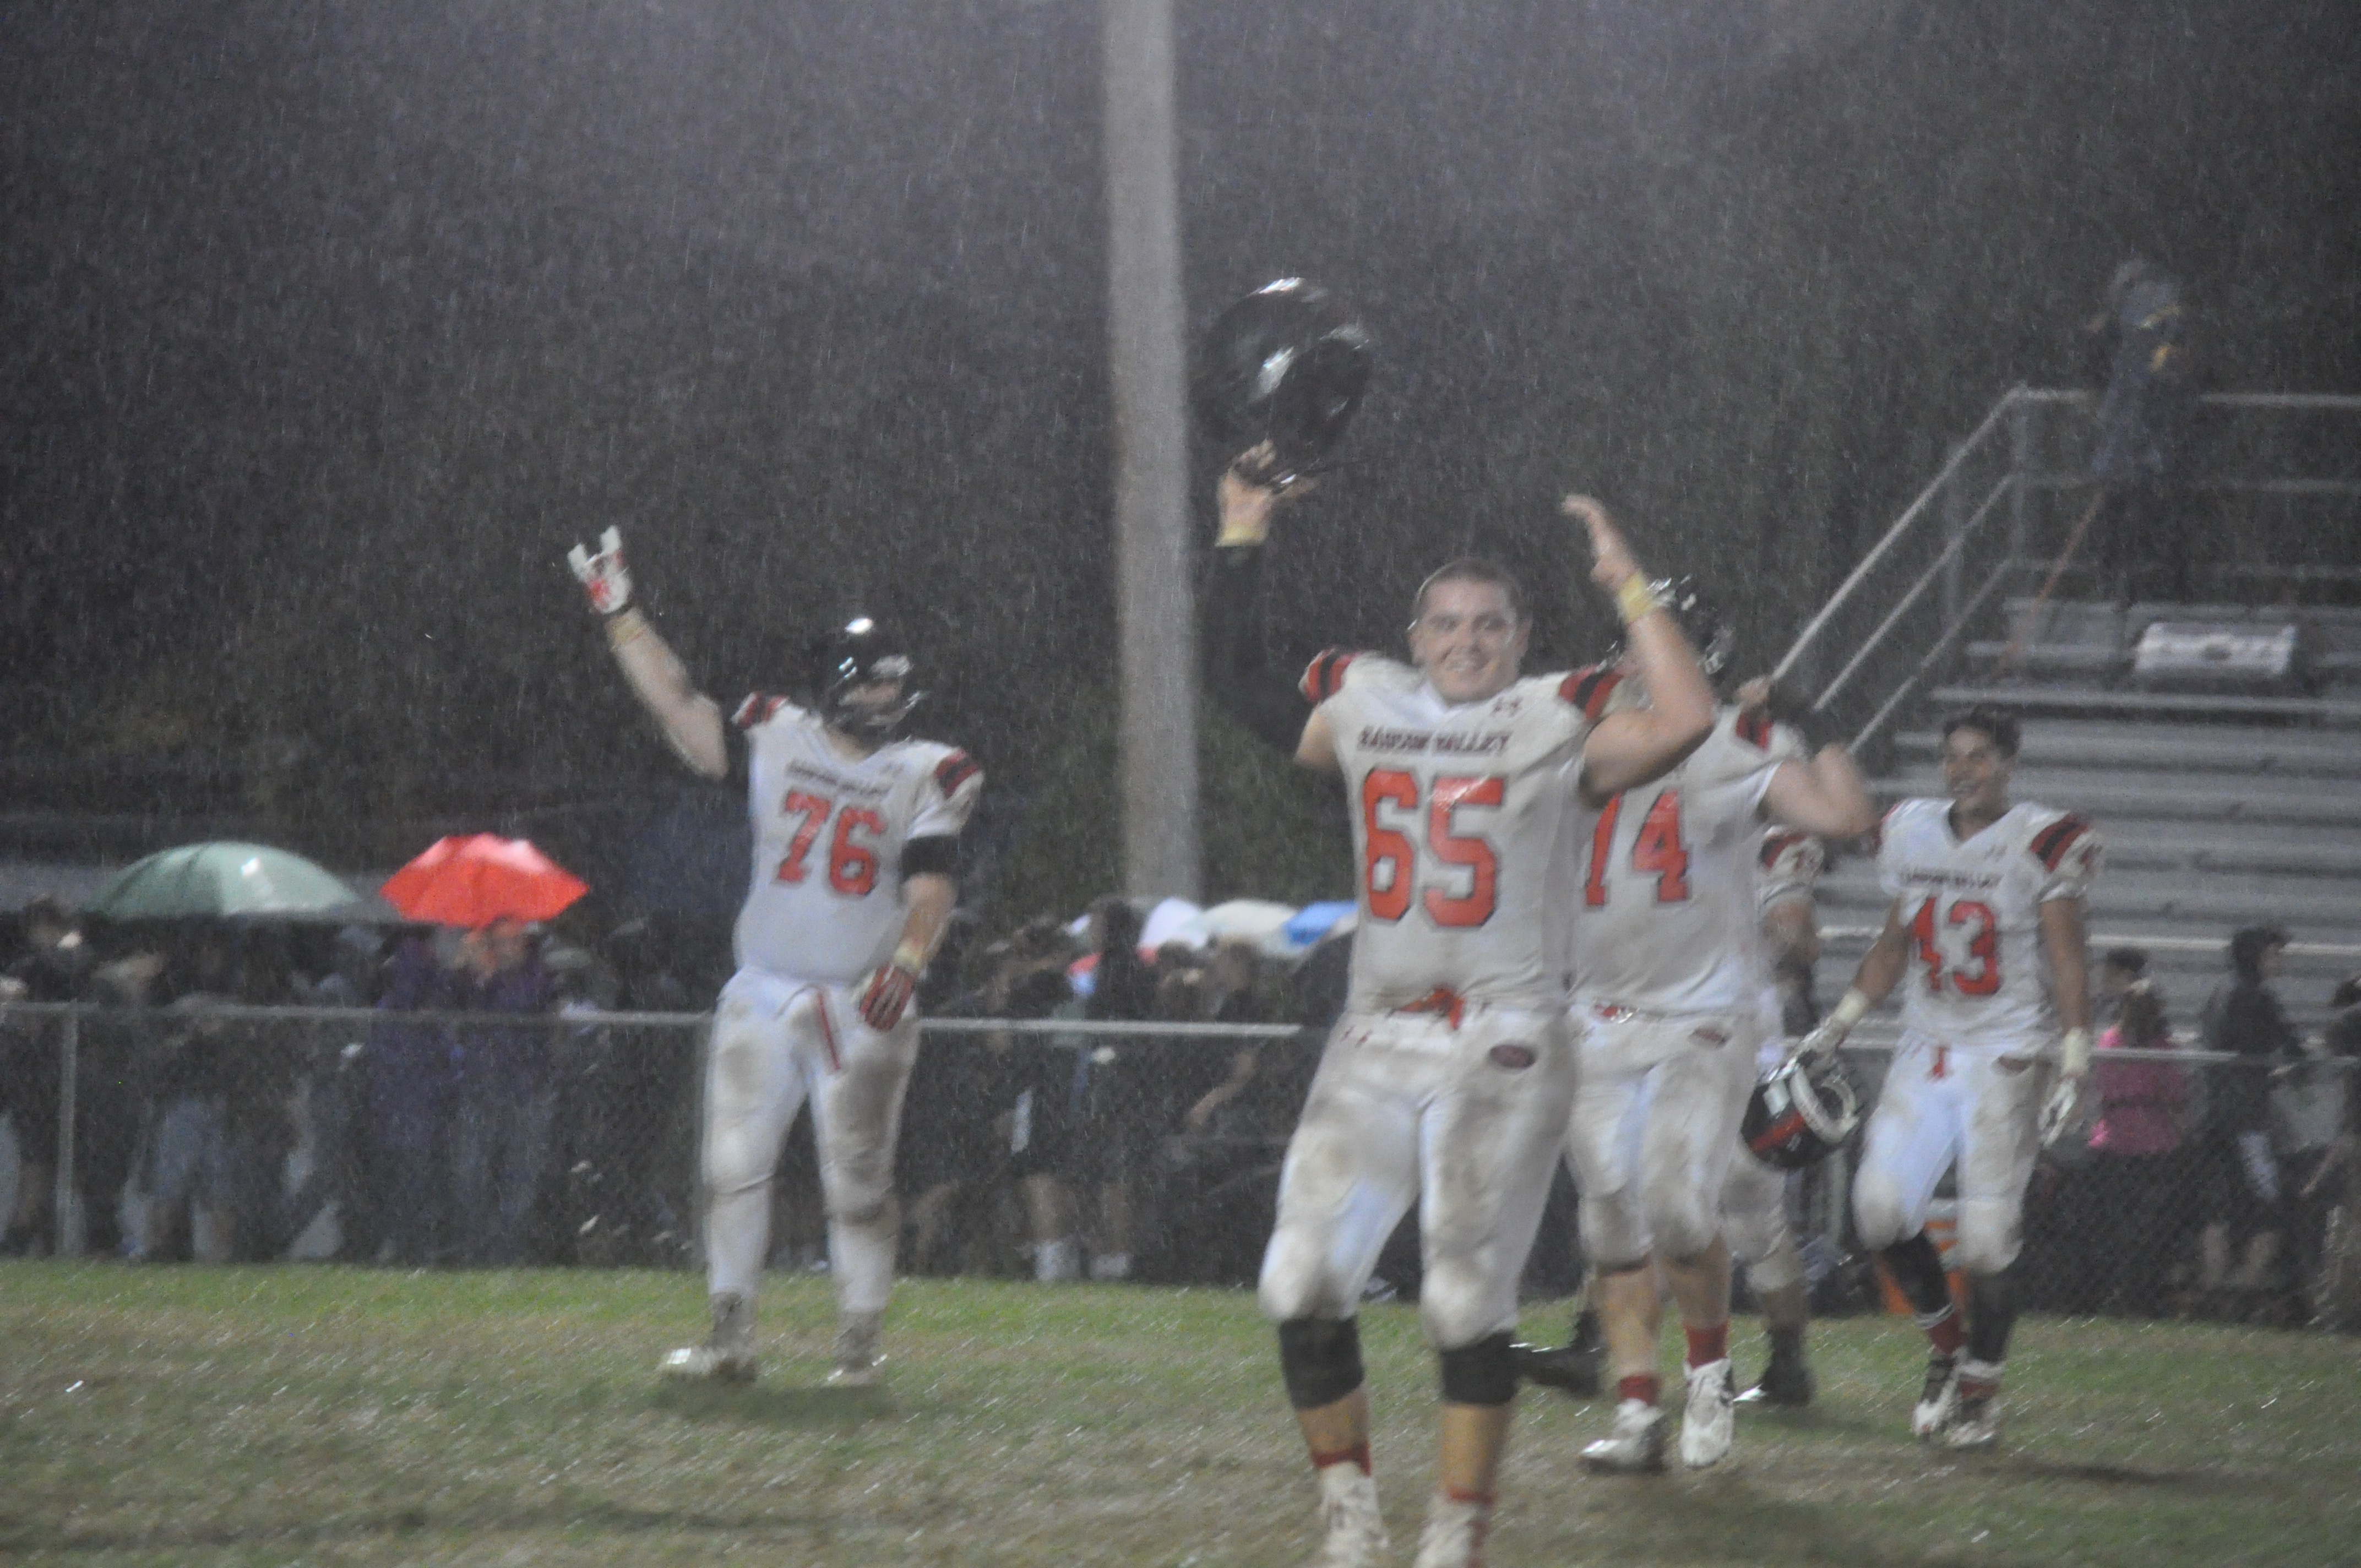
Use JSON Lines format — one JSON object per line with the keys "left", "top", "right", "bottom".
{"left": 1417, "top": 1253, "right": 1512, "bottom": 1351}
{"left": 1435, "top": 1331, "right": 1516, "bottom": 1407}
{"left": 1645, "top": 1188, "right": 1718, "bottom": 1265}
{"left": 1953, "top": 1198, "right": 2023, "bottom": 1276}
{"left": 1259, "top": 1235, "right": 1337, "bottom": 1324}
{"left": 1579, "top": 1188, "right": 1649, "bottom": 1272}
{"left": 1277, "top": 1317, "right": 1364, "bottom": 1411}
{"left": 1852, "top": 1172, "right": 1912, "bottom": 1253}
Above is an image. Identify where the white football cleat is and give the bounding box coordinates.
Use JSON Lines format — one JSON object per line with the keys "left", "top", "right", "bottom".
{"left": 1943, "top": 1392, "right": 2001, "bottom": 1451}
{"left": 660, "top": 1291, "right": 758, "bottom": 1384}
{"left": 826, "top": 1310, "right": 886, "bottom": 1389}
{"left": 1911, "top": 1353, "right": 1960, "bottom": 1440}
{"left": 1411, "top": 1490, "right": 1490, "bottom": 1568}
{"left": 1678, "top": 1358, "right": 1737, "bottom": 1469}
{"left": 1308, "top": 1464, "right": 1391, "bottom": 1567}
{"left": 1580, "top": 1398, "right": 1668, "bottom": 1474}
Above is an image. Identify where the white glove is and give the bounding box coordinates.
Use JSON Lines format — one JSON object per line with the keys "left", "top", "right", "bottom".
{"left": 566, "top": 527, "right": 633, "bottom": 617}
{"left": 1794, "top": 988, "right": 1870, "bottom": 1061}
{"left": 2039, "top": 1027, "right": 2095, "bottom": 1148}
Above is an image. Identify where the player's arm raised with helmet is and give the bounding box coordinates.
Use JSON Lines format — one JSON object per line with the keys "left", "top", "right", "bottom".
{"left": 1733, "top": 676, "right": 1881, "bottom": 843}
{"left": 1565, "top": 496, "right": 1716, "bottom": 802}
{"left": 1201, "top": 445, "right": 1343, "bottom": 771}
{"left": 566, "top": 527, "right": 730, "bottom": 779}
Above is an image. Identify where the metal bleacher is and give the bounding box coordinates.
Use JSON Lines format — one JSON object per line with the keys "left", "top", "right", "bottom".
{"left": 1776, "top": 388, "right": 2361, "bottom": 1031}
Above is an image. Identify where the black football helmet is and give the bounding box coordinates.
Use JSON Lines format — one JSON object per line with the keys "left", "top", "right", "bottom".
{"left": 1741, "top": 1049, "right": 1861, "bottom": 1170}
{"left": 807, "top": 617, "right": 921, "bottom": 741}
{"left": 1604, "top": 576, "right": 1736, "bottom": 680}
{"left": 1192, "top": 278, "right": 1372, "bottom": 488}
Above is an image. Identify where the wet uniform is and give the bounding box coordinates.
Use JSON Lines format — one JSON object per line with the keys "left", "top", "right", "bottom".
{"left": 1259, "top": 652, "right": 1592, "bottom": 1351}
{"left": 1720, "top": 827, "right": 1829, "bottom": 1292}
{"left": 702, "top": 695, "right": 982, "bottom": 1313}
{"left": 1850, "top": 799, "right": 2101, "bottom": 1276}
{"left": 1562, "top": 694, "right": 1803, "bottom": 1268}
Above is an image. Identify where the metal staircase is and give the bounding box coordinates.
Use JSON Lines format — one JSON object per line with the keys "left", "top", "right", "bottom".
{"left": 1778, "top": 388, "right": 2361, "bottom": 1030}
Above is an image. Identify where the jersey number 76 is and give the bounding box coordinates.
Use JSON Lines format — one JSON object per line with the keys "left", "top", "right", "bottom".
{"left": 774, "top": 790, "right": 883, "bottom": 896}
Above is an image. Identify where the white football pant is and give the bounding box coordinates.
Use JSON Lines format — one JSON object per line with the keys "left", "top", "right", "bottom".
{"left": 1719, "top": 1146, "right": 1804, "bottom": 1294}
{"left": 1259, "top": 1004, "right": 1576, "bottom": 1351}
{"left": 702, "top": 967, "right": 917, "bottom": 1315}
{"left": 1566, "top": 1006, "right": 1760, "bottom": 1268}
{"left": 1851, "top": 1033, "right": 2052, "bottom": 1276}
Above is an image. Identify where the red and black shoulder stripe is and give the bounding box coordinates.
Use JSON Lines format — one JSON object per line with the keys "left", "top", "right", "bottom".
{"left": 1734, "top": 709, "right": 1776, "bottom": 749}
{"left": 934, "top": 749, "right": 981, "bottom": 798}
{"left": 1298, "top": 649, "right": 1360, "bottom": 704}
{"left": 2029, "top": 812, "right": 2094, "bottom": 871}
{"left": 1759, "top": 828, "right": 1807, "bottom": 870}
{"left": 731, "top": 693, "right": 787, "bottom": 731}
{"left": 1559, "top": 664, "right": 1625, "bottom": 721}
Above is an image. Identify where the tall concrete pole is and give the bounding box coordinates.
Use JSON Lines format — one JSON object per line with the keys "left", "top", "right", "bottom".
{"left": 1101, "top": 0, "right": 1199, "bottom": 901}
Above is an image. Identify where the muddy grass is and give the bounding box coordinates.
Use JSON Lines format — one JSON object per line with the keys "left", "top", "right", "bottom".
{"left": 2, "top": 1264, "right": 2354, "bottom": 1565}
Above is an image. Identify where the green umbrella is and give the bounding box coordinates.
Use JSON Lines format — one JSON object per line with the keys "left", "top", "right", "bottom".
{"left": 83, "top": 842, "right": 395, "bottom": 923}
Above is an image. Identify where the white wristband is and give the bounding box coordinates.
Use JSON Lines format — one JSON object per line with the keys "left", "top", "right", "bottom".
{"left": 2059, "top": 1026, "right": 2092, "bottom": 1077}
{"left": 1829, "top": 988, "right": 1870, "bottom": 1032}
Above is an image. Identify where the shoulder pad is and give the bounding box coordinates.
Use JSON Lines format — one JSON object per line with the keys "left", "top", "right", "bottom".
{"left": 731, "top": 693, "right": 790, "bottom": 731}
{"left": 1759, "top": 827, "right": 1811, "bottom": 872}
{"left": 1559, "top": 664, "right": 1626, "bottom": 722}
{"left": 933, "top": 749, "right": 982, "bottom": 799}
{"left": 1733, "top": 708, "right": 1776, "bottom": 750}
{"left": 2027, "top": 812, "right": 2096, "bottom": 872}
{"left": 1299, "top": 649, "right": 1362, "bottom": 704}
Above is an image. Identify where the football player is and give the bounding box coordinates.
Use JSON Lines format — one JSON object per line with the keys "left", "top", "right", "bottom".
{"left": 1800, "top": 704, "right": 2101, "bottom": 1449}
{"left": 1555, "top": 627, "right": 1878, "bottom": 1474}
{"left": 1724, "top": 823, "right": 1831, "bottom": 1408}
{"left": 568, "top": 530, "right": 981, "bottom": 1388}
{"left": 1205, "top": 457, "right": 1715, "bottom": 1568}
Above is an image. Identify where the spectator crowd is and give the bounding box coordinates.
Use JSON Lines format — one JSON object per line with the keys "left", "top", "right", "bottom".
{"left": 4, "top": 895, "right": 2357, "bottom": 1327}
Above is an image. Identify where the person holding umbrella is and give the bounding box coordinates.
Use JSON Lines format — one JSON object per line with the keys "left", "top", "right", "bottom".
{"left": 568, "top": 529, "right": 982, "bottom": 1387}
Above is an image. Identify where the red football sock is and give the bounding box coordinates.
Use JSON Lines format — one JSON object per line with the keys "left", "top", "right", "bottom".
{"left": 1617, "top": 1373, "right": 1662, "bottom": 1407}
{"left": 1310, "top": 1441, "right": 1370, "bottom": 1475}
{"left": 1685, "top": 1320, "right": 1729, "bottom": 1368}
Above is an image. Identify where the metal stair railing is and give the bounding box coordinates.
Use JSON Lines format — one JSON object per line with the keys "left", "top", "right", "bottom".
{"left": 1772, "top": 388, "right": 2361, "bottom": 762}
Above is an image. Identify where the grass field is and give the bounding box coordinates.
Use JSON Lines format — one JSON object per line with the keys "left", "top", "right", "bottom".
{"left": 2, "top": 1264, "right": 2357, "bottom": 1566}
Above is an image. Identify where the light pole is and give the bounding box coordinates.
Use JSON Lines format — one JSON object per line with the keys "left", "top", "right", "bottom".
{"left": 1101, "top": 0, "right": 1199, "bottom": 901}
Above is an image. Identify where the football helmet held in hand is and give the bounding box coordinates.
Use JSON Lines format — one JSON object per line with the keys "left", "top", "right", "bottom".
{"left": 1193, "top": 279, "right": 1372, "bottom": 490}
{"left": 1743, "top": 1049, "right": 1862, "bottom": 1170}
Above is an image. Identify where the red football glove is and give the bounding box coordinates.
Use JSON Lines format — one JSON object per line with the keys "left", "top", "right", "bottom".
{"left": 859, "top": 962, "right": 919, "bottom": 1031}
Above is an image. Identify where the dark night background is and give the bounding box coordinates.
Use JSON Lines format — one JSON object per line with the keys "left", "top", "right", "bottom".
{"left": 3, "top": 0, "right": 2356, "bottom": 922}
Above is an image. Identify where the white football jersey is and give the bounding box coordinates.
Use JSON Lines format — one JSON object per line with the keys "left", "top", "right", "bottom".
{"left": 1876, "top": 797, "right": 2101, "bottom": 1050}
{"left": 729, "top": 696, "right": 982, "bottom": 986}
{"left": 1309, "top": 651, "right": 1597, "bottom": 1014}
{"left": 1569, "top": 701, "right": 1803, "bottom": 1015}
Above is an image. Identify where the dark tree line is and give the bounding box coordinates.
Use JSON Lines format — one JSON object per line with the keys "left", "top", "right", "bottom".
{"left": 2, "top": 1, "right": 2354, "bottom": 909}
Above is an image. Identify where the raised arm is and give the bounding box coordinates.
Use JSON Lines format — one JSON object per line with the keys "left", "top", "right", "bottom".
{"left": 1202, "top": 450, "right": 1332, "bottom": 768}
{"left": 567, "top": 529, "right": 729, "bottom": 780}
{"left": 1565, "top": 497, "right": 1715, "bottom": 802}
{"left": 1735, "top": 677, "right": 1879, "bottom": 841}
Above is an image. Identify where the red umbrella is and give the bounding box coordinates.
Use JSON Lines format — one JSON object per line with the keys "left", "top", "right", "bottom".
{"left": 380, "top": 834, "right": 590, "bottom": 928}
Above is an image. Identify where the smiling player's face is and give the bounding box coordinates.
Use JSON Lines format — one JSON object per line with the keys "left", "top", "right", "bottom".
{"left": 1408, "top": 579, "right": 1528, "bottom": 705}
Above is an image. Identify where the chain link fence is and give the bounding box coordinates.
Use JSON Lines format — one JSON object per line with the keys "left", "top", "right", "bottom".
{"left": 2, "top": 1004, "right": 2354, "bottom": 1330}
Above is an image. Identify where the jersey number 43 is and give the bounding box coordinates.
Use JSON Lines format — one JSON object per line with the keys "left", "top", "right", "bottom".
{"left": 1362, "top": 770, "right": 1503, "bottom": 928}
{"left": 1908, "top": 894, "right": 1999, "bottom": 995}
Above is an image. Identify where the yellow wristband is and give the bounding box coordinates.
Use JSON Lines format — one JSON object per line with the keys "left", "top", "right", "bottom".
{"left": 605, "top": 607, "right": 650, "bottom": 651}
{"left": 1614, "top": 574, "right": 1663, "bottom": 627}
{"left": 892, "top": 941, "right": 928, "bottom": 974}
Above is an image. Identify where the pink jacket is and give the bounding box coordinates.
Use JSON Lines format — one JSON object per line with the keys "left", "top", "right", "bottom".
{"left": 2088, "top": 1025, "right": 2189, "bottom": 1156}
